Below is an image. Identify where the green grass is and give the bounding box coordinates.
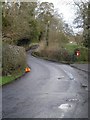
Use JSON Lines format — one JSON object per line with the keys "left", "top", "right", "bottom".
{"left": 0, "top": 77, "right": 2, "bottom": 85}
{"left": 64, "top": 43, "right": 80, "bottom": 54}
{"left": 64, "top": 43, "right": 88, "bottom": 63}
{"left": 0, "top": 70, "right": 25, "bottom": 86}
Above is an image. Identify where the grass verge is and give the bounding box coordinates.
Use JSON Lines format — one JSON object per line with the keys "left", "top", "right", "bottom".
{"left": 64, "top": 43, "right": 80, "bottom": 54}
{"left": 64, "top": 43, "right": 88, "bottom": 63}
{"left": 0, "top": 70, "right": 25, "bottom": 86}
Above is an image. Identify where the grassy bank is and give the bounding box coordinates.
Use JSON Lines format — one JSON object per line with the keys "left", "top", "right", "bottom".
{"left": 64, "top": 43, "right": 80, "bottom": 53}
{"left": 0, "top": 69, "right": 25, "bottom": 86}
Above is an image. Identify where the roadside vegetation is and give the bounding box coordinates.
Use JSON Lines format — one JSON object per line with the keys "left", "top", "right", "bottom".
{"left": 1, "top": 70, "right": 24, "bottom": 85}
{"left": 64, "top": 43, "right": 88, "bottom": 62}
{"left": 33, "top": 42, "right": 88, "bottom": 64}
{"left": 1, "top": 1, "right": 89, "bottom": 85}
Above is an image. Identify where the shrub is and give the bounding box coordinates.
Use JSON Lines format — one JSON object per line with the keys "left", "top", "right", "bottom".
{"left": 34, "top": 47, "right": 72, "bottom": 62}
{"left": 2, "top": 44, "right": 26, "bottom": 76}
{"left": 34, "top": 43, "right": 88, "bottom": 63}
{"left": 76, "top": 47, "right": 88, "bottom": 62}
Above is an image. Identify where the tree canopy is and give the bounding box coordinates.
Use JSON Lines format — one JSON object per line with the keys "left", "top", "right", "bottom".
{"left": 2, "top": 1, "right": 78, "bottom": 47}
{"left": 73, "top": 0, "right": 90, "bottom": 48}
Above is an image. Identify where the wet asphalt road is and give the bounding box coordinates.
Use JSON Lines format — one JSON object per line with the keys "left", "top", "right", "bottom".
{"left": 2, "top": 51, "right": 88, "bottom": 118}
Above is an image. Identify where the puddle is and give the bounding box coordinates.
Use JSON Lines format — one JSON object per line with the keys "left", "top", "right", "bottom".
{"left": 68, "top": 73, "right": 75, "bottom": 80}
{"left": 58, "top": 103, "right": 72, "bottom": 111}
{"left": 66, "top": 98, "right": 79, "bottom": 102}
{"left": 81, "top": 83, "right": 88, "bottom": 91}
{"left": 81, "top": 84, "right": 88, "bottom": 88}
{"left": 63, "top": 70, "right": 75, "bottom": 80}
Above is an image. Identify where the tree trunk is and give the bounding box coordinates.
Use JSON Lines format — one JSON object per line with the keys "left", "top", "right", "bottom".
{"left": 46, "top": 22, "right": 50, "bottom": 46}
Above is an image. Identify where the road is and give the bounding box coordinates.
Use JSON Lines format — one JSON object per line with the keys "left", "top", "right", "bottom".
{"left": 2, "top": 50, "right": 88, "bottom": 118}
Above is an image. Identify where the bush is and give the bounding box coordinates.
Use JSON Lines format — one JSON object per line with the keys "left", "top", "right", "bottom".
{"left": 34, "top": 43, "right": 88, "bottom": 63}
{"left": 2, "top": 44, "right": 27, "bottom": 76}
{"left": 64, "top": 44, "right": 88, "bottom": 63}
{"left": 34, "top": 47, "right": 72, "bottom": 62}
{"left": 76, "top": 47, "right": 88, "bottom": 62}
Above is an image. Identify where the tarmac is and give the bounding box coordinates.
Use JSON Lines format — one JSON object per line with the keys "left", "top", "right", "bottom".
{"left": 70, "top": 64, "right": 89, "bottom": 73}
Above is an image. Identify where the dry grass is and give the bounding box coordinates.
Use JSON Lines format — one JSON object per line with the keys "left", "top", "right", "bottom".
{"left": 34, "top": 41, "right": 88, "bottom": 63}
{"left": 34, "top": 41, "right": 71, "bottom": 62}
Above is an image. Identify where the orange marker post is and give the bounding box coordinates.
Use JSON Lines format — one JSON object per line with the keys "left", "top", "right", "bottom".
{"left": 25, "top": 67, "right": 31, "bottom": 72}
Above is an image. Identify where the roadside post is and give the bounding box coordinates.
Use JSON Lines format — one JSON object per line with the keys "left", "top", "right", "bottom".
{"left": 75, "top": 50, "right": 80, "bottom": 57}
{"left": 74, "top": 49, "right": 80, "bottom": 62}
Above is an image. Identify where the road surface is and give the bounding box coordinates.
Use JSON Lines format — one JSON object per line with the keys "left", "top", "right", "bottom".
{"left": 2, "top": 50, "right": 88, "bottom": 118}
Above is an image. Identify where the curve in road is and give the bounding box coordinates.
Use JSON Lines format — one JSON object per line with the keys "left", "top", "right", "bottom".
{"left": 2, "top": 51, "right": 88, "bottom": 118}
